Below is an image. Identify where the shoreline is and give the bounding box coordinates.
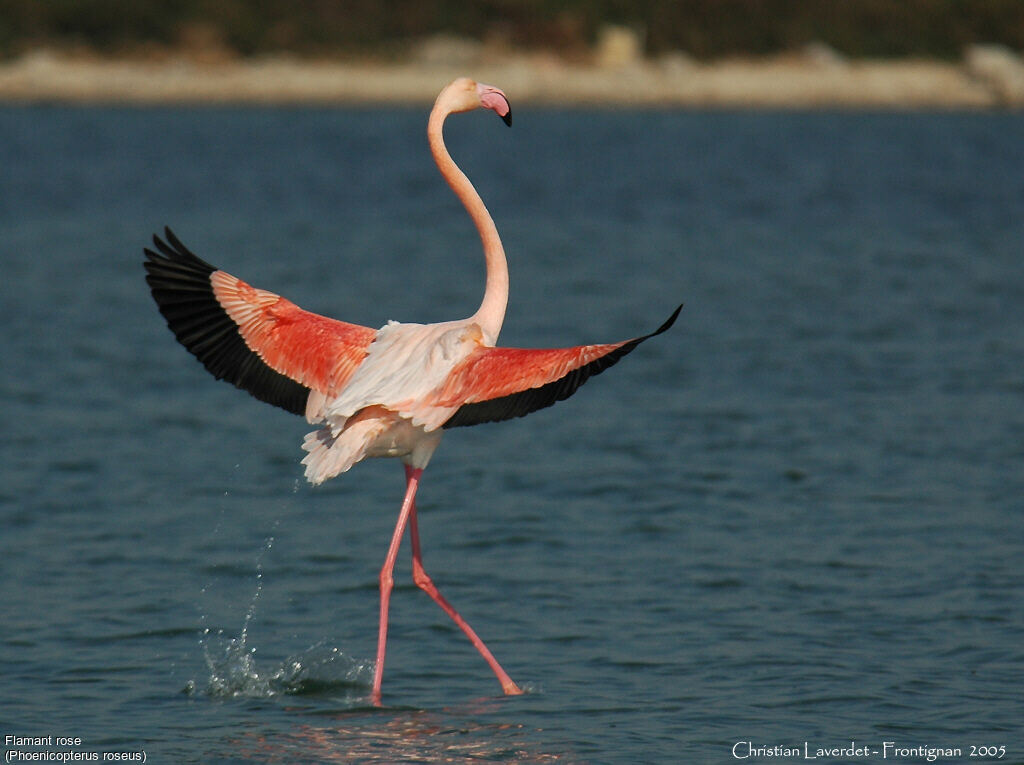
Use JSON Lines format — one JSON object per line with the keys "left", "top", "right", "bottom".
{"left": 1, "top": 48, "right": 1023, "bottom": 108}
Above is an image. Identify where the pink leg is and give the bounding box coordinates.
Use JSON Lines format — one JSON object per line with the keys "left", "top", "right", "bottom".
{"left": 371, "top": 465, "right": 422, "bottom": 705}
{"left": 405, "top": 465, "right": 523, "bottom": 695}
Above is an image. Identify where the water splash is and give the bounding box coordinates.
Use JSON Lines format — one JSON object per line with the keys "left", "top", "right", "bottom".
{"left": 189, "top": 633, "right": 373, "bottom": 699}
{"left": 187, "top": 532, "right": 373, "bottom": 700}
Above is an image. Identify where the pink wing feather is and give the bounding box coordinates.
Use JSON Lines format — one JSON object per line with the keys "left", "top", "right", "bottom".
{"left": 436, "top": 343, "right": 629, "bottom": 405}
{"left": 144, "top": 228, "right": 374, "bottom": 416}
{"left": 441, "top": 305, "right": 681, "bottom": 428}
{"left": 211, "top": 272, "right": 374, "bottom": 397}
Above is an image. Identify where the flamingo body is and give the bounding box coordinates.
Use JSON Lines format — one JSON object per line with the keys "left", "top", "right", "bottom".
{"left": 144, "top": 77, "right": 679, "bottom": 702}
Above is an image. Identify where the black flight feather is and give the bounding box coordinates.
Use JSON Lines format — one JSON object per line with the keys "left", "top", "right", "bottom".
{"left": 143, "top": 228, "right": 311, "bottom": 416}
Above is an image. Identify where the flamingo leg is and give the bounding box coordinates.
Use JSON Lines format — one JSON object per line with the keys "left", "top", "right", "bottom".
{"left": 371, "top": 465, "right": 422, "bottom": 704}
{"left": 404, "top": 464, "right": 523, "bottom": 696}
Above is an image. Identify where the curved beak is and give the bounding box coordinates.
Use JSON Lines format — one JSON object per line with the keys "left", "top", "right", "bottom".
{"left": 477, "top": 82, "right": 512, "bottom": 126}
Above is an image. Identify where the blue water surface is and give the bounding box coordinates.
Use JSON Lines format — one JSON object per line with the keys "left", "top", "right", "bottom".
{"left": 1, "top": 104, "right": 1022, "bottom": 764}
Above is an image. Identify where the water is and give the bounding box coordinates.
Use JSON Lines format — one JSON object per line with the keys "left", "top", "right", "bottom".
{"left": 1, "top": 104, "right": 1023, "bottom": 763}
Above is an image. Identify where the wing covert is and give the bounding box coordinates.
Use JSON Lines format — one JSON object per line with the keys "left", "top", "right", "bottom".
{"left": 441, "top": 305, "right": 681, "bottom": 428}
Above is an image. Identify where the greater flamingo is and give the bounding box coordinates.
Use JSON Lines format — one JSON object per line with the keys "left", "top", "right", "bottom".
{"left": 144, "top": 77, "right": 680, "bottom": 703}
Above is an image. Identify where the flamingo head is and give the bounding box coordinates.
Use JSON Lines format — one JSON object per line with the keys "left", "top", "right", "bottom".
{"left": 439, "top": 77, "right": 512, "bottom": 126}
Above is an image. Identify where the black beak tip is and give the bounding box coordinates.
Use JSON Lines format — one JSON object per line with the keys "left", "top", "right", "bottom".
{"left": 501, "top": 111, "right": 512, "bottom": 127}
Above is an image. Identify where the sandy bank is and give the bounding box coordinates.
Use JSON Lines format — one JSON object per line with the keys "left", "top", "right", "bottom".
{"left": 2, "top": 47, "right": 1023, "bottom": 108}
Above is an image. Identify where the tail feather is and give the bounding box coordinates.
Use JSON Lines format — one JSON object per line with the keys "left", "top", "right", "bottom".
{"left": 301, "top": 418, "right": 388, "bottom": 485}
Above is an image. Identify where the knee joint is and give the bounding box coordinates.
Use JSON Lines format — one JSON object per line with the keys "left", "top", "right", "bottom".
{"left": 412, "top": 564, "right": 432, "bottom": 590}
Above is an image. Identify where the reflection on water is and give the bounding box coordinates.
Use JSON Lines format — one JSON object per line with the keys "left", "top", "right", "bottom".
{"left": 229, "top": 707, "right": 576, "bottom": 764}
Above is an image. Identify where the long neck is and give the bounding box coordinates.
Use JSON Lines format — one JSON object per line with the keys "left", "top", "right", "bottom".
{"left": 428, "top": 104, "right": 508, "bottom": 345}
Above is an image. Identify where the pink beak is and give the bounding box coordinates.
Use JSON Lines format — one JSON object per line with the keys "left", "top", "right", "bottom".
{"left": 476, "top": 82, "right": 512, "bottom": 126}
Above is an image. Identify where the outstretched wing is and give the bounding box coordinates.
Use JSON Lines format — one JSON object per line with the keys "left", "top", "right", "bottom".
{"left": 440, "top": 305, "right": 681, "bottom": 428}
{"left": 143, "top": 228, "right": 376, "bottom": 417}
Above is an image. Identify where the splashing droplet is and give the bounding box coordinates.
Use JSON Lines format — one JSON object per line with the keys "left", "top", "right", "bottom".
{"left": 189, "top": 532, "right": 372, "bottom": 699}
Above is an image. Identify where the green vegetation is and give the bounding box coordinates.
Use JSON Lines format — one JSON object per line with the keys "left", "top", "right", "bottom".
{"left": 1, "top": 0, "right": 1022, "bottom": 59}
